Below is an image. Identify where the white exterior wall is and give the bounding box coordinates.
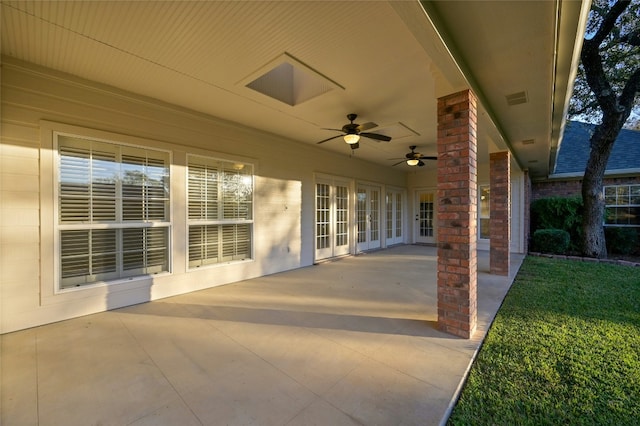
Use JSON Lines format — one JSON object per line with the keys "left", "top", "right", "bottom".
{"left": 0, "top": 60, "right": 406, "bottom": 333}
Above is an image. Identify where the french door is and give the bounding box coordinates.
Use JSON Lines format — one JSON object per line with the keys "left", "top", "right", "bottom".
{"left": 356, "top": 185, "right": 381, "bottom": 252}
{"left": 415, "top": 190, "right": 436, "bottom": 244}
{"left": 386, "top": 190, "right": 404, "bottom": 245}
{"left": 315, "top": 181, "right": 350, "bottom": 261}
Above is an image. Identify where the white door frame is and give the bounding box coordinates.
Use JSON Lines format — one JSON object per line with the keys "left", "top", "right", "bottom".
{"left": 356, "top": 184, "right": 382, "bottom": 252}
{"left": 315, "top": 177, "right": 352, "bottom": 261}
{"left": 414, "top": 188, "right": 436, "bottom": 244}
{"left": 385, "top": 188, "right": 405, "bottom": 246}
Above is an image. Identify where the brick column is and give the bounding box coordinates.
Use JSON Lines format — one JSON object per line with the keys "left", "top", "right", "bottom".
{"left": 490, "top": 151, "right": 511, "bottom": 275}
{"left": 437, "top": 90, "right": 477, "bottom": 339}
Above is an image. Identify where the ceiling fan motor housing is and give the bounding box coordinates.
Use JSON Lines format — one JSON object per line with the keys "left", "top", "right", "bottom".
{"left": 343, "top": 123, "right": 359, "bottom": 134}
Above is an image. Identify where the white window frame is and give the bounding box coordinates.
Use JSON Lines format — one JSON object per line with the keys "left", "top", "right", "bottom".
{"left": 604, "top": 184, "right": 640, "bottom": 227}
{"left": 187, "top": 154, "right": 254, "bottom": 269}
{"left": 54, "top": 132, "right": 172, "bottom": 291}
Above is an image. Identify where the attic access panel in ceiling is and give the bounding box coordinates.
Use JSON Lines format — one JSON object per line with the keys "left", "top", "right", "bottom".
{"left": 242, "top": 53, "right": 344, "bottom": 106}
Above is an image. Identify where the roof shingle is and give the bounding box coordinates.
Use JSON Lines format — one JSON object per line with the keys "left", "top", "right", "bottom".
{"left": 554, "top": 121, "right": 640, "bottom": 175}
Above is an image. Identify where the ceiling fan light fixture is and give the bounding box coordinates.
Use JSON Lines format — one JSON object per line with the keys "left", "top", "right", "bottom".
{"left": 344, "top": 134, "right": 360, "bottom": 144}
{"left": 407, "top": 158, "right": 420, "bottom": 166}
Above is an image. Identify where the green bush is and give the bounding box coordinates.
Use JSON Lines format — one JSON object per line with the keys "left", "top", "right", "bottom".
{"left": 531, "top": 229, "right": 570, "bottom": 254}
{"left": 605, "top": 227, "right": 639, "bottom": 255}
{"left": 530, "top": 197, "right": 583, "bottom": 251}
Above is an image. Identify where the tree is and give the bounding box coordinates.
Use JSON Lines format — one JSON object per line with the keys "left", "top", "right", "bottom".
{"left": 568, "top": 0, "right": 640, "bottom": 258}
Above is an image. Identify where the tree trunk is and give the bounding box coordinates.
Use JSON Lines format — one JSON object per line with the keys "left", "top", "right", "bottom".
{"left": 581, "top": 122, "right": 619, "bottom": 258}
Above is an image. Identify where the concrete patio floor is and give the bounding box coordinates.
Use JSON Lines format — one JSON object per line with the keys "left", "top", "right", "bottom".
{"left": 1, "top": 245, "right": 524, "bottom": 426}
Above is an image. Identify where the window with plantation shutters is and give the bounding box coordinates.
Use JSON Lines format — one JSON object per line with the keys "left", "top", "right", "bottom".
{"left": 188, "top": 156, "right": 253, "bottom": 268}
{"left": 57, "top": 135, "right": 170, "bottom": 289}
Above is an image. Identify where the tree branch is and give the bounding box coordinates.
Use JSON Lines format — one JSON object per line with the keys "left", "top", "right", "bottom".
{"left": 589, "top": 0, "right": 630, "bottom": 45}
{"left": 581, "top": 0, "right": 633, "bottom": 114}
{"left": 619, "top": 66, "right": 640, "bottom": 114}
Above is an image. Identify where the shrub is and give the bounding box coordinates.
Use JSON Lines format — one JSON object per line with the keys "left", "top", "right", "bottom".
{"left": 605, "top": 227, "right": 639, "bottom": 255}
{"left": 531, "top": 229, "right": 570, "bottom": 254}
{"left": 530, "top": 197, "right": 583, "bottom": 251}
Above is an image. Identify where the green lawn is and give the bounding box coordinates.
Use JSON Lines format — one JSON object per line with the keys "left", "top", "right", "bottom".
{"left": 448, "top": 256, "right": 640, "bottom": 425}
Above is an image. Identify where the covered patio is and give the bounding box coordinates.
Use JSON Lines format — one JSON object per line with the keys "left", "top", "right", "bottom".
{"left": 2, "top": 245, "right": 524, "bottom": 426}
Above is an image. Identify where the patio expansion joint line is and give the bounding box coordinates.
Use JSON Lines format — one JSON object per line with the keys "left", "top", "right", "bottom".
{"left": 187, "top": 303, "right": 368, "bottom": 424}
{"left": 115, "top": 314, "right": 206, "bottom": 426}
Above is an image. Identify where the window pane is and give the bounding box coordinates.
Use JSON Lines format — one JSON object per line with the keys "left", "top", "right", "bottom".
{"left": 189, "top": 225, "right": 220, "bottom": 267}
{"left": 122, "top": 149, "right": 169, "bottom": 221}
{"left": 480, "top": 218, "right": 491, "bottom": 239}
{"left": 61, "top": 230, "right": 90, "bottom": 279}
{"left": 122, "top": 152, "right": 146, "bottom": 221}
{"left": 91, "top": 149, "right": 117, "bottom": 221}
{"left": 604, "top": 186, "right": 617, "bottom": 205}
{"left": 122, "top": 228, "right": 168, "bottom": 274}
{"left": 188, "top": 163, "right": 205, "bottom": 217}
{"left": 146, "top": 227, "right": 169, "bottom": 271}
{"left": 222, "top": 166, "right": 252, "bottom": 220}
{"left": 316, "top": 183, "right": 330, "bottom": 249}
{"left": 60, "top": 229, "right": 117, "bottom": 288}
{"left": 630, "top": 207, "right": 640, "bottom": 225}
{"left": 631, "top": 186, "right": 640, "bottom": 205}
{"left": 480, "top": 186, "right": 490, "bottom": 218}
{"left": 221, "top": 224, "right": 250, "bottom": 261}
{"left": 336, "top": 185, "right": 348, "bottom": 248}
{"left": 616, "top": 186, "right": 629, "bottom": 205}
{"left": 479, "top": 185, "right": 490, "bottom": 239}
{"left": 59, "top": 146, "right": 91, "bottom": 223}
{"left": 91, "top": 229, "right": 117, "bottom": 274}
{"left": 122, "top": 228, "right": 145, "bottom": 271}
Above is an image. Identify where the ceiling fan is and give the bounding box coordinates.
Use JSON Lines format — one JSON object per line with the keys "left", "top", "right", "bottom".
{"left": 316, "top": 113, "right": 392, "bottom": 150}
{"left": 390, "top": 145, "right": 437, "bottom": 167}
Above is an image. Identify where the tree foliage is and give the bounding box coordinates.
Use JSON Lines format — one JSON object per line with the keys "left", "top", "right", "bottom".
{"left": 569, "top": 0, "right": 640, "bottom": 126}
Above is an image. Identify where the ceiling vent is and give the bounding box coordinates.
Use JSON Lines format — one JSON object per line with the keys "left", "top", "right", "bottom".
{"left": 506, "top": 91, "right": 528, "bottom": 106}
{"left": 242, "top": 53, "right": 343, "bottom": 106}
{"left": 522, "top": 139, "right": 535, "bottom": 145}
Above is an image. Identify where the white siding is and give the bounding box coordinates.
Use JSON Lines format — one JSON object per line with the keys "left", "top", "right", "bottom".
{"left": 0, "top": 59, "right": 406, "bottom": 333}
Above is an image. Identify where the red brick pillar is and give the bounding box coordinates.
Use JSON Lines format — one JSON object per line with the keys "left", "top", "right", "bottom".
{"left": 437, "top": 90, "right": 477, "bottom": 339}
{"left": 490, "top": 151, "right": 511, "bottom": 276}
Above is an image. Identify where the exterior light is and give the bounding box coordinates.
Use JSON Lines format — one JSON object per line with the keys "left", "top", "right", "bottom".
{"left": 406, "top": 159, "right": 420, "bottom": 166}
{"left": 344, "top": 134, "right": 360, "bottom": 144}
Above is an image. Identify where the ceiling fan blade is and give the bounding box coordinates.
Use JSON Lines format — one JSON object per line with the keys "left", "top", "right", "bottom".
{"left": 360, "top": 132, "right": 391, "bottom": 142}
{"left": 387, "top": 157, "right": 405, "bottom": 160}
{"left": 321, "top": 128, "right": 343, "bottom": 132}
{"left": 316, "top": 135, "right": 343, "bottom": 144}
{"left": 357, "top": 121, "right": 377, "bottom": 132}
{"left": 420, "top": 156, "right": 437, "bottom": 160}
{"left": 418, "top": 160, "right": 426, "bottom": 167}
{"left": 391, "top": 160, "right": 406, "bottom": 166}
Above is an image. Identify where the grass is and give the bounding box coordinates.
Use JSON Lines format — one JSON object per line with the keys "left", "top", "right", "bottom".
{"left": 448, "top": 256, "right": 640, "bottom": 425}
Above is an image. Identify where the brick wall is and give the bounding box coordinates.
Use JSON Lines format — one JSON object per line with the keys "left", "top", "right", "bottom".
{"left": 531, "top": 176, "right": 640, "bottom": 201}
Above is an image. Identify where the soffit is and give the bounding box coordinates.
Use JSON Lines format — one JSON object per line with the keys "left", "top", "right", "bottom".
{"left": 1, "top": 1, "right": 587, "bottom": 177}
